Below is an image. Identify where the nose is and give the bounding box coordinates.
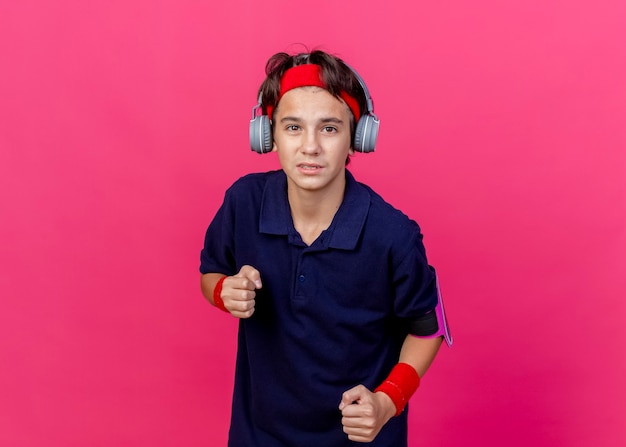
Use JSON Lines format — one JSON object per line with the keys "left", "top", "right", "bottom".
{"left": 301, "top": 129, "right": 320, "bottom": 155}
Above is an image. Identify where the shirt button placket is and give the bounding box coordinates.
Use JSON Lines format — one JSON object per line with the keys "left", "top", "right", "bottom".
{"left": 294, "top": 252, "right": 308, "bottom": 302}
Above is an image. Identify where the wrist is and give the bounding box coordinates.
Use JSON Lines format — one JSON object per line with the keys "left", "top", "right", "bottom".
{"left": 213, "top": 276, "right": 228, "bottom": 312}
{"left": 374, "top": 363, "right": 420, "bottom": 416}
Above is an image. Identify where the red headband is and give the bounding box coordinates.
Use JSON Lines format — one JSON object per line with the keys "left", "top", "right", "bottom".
{"left": 265, "top": 64, "right": 361, "bottom": 121}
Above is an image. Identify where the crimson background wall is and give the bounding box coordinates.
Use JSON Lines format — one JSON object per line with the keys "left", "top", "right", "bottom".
{"left": 1, "top": 1, "right": 624, "bottom": 446}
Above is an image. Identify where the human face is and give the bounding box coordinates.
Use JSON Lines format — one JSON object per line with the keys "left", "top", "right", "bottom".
{"left": 272, "top": 86, "right": 354, "bottom": 198}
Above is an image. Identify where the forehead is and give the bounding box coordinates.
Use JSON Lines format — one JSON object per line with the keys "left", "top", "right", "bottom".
{"left": 275, "top": 86, "right": 352, "bottom": 120}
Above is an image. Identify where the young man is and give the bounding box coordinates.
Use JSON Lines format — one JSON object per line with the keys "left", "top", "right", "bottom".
{"left": 200, "top": 50, "right": 451, "bottom": 446}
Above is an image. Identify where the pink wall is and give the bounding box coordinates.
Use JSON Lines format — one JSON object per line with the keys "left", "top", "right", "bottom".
{"left": 1, "top": 1, "right": 624, "bottom": 446}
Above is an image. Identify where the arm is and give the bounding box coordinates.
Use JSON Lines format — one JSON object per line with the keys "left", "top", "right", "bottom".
{"left": 399, "top": 333, "right": 443, "bottom": 377}
{"left": 339, "top": 335, "right": 443, "bottom": 443}
{"left": 200, "top": 265, "right": 263, "bottom": 319}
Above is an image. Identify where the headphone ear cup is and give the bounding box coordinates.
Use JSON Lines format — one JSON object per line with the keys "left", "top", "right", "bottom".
{"left": 249, "top": 115, "right": 273, "bottom": 154}
{"left": 353, "top": 114, "right": 380, "bottom": 153}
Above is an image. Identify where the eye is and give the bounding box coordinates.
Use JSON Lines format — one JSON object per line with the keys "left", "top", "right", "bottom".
{"left": 322, "top": 126, "right": 337, "bottom": 133}
{"left": 285, "top": 124, "right": 300, "bottom": 132}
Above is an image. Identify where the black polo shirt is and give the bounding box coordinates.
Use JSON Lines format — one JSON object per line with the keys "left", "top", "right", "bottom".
{"left": 200, "top": 170, "right": 438, "bottom": 447}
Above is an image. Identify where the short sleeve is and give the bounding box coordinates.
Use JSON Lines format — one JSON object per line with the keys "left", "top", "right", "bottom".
{"left": 392, "top": 229, "right": 453, "bottom": 346}
{"left": 199, "top": 188, "right": 237, "bottom": 276}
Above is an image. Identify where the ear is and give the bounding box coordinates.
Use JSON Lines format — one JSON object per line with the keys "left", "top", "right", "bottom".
{"left": 272, "top": 141, "right": 278, "bottom": 152}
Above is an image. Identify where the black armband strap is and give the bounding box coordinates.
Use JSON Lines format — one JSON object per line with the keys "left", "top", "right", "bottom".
{"left": 407, "top": 312, "right": 439, "bottom": 336}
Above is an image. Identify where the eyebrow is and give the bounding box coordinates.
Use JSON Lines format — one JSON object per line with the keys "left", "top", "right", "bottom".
{"left": 279, "top": 116, "right": 345, "bottom": 125}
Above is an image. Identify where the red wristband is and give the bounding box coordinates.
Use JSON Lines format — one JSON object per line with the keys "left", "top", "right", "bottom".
{"left": 213, "top": 276, "right": 228, "bottom": 312}
{"left": 374, "top": 363, "right": 420, "bottom": 416}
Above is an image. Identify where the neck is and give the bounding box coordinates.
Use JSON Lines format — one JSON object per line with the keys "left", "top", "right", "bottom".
{"left": 287, "top": 178, "right": 346, "bottom": 245}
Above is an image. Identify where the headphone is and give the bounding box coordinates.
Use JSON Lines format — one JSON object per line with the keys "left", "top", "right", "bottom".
{"left": 249, "top": 63, "right": 380, "bottom": 154}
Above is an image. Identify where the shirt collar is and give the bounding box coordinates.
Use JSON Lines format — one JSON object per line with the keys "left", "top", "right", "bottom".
{"left": 259, "top": 170, "right": 370, "bottom": 250}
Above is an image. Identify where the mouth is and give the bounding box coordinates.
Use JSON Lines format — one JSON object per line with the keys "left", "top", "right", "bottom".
{"left": 297, "top": 163, "right": 323, "bottom": 171}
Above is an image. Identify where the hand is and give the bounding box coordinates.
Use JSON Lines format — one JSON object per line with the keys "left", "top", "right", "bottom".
{"left": 220, "top": 265, "right": 262, "bottom": 319}
{"left": 338, "top": 384, "right": 396, "bottom": 443}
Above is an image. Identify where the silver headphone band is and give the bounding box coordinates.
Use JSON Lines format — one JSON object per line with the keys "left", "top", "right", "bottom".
{"left": 343, "top": 62, "right": 375, "bottom": 114}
